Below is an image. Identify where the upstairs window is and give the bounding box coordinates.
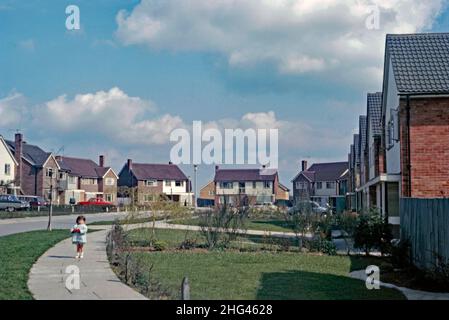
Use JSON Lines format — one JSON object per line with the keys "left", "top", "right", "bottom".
{"left": 46, "top": 168, "right": 54, "bottom": 178}
{"left": 220, "top": 182, "right": 233, "bottom": 189}
{"left": 105, "top": 178, "right": 115, "bottom": 186}
{"left": 165, "top": 180, "right": 171, "bottom": 187}
{"left": 316, "top": 182, "right": 322, "bottom": 189}
{"left": 175, "top": 181, "right": 182, "bottom": 187}
{"left": 263, "top": 181, "right": 271, "bottom": 189}
{"left": 326, "top": 182, "right": 335, "bottom": 189}
{"left": 4, "top": 164, "right": 11, "bottom": 176}
{"left": 145, "top": 180, "right": 157, "bottom": 187}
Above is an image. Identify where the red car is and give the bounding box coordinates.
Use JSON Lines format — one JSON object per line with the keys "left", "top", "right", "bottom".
{"left": 78, "top": 198, "right": 114, "bottom": 207}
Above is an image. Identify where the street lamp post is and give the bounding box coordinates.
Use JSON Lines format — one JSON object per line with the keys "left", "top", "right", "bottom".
{"left": 47, "top": 171, "right": 53, "bottom": 231}
{"left": 193, "top": 165, "right": 198, "bottom": 209}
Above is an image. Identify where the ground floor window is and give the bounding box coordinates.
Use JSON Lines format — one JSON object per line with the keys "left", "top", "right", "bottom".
{"left": 105, "top": 194, "right": 113, "bottom": 202}
{"left": 144, "top": 194, "right": 157, "bottom": 202}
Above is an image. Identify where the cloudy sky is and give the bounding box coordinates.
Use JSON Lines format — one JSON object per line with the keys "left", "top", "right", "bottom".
{"left": 1, "top": 0, "right": 448, "bottom": 188}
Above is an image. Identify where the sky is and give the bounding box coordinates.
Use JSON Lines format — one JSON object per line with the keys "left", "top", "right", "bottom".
{"left": 0, "top": 0, "right": 448, "bottom": 189}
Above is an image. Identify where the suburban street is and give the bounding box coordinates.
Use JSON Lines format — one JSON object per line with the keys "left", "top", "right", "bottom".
{"left": 0, "top": 212, "right": 124, "bottom": 237}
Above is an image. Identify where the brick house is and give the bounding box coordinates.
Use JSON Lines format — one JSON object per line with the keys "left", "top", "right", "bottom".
{"left": 117, "top": 159, "right": 193, "bottom": 205}
{"left": 213, "top": 166, "right": 280, "bottom": 207}
{"left": 0, "top": 135, "right": 18, "bottom": 195}
{"left": 56, "top": 155, "right": 118, "bottom": 204}
{"left": 357, "top": 92, "right": 391, "bottom": 216}
{"left": 379, "top": 33, "right": 449, "bottom": 231}
{"left": 198, "top": 180, "right": 215, "bottom": 207}
{"left": 6, "top": 133, "right": 60, "bottom": 201}
{"left": 0, "top": 135, "right": 18, "bottom": 194}
{"left": 292, "top": 160, "right": 348, "bottom": 210}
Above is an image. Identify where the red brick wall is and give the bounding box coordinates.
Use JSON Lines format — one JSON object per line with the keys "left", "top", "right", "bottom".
{"left": 137, "top": 180, "right": 163, "bottom": 204}
{"left": 399, "top": 97, "right": 449, "bottom": 198}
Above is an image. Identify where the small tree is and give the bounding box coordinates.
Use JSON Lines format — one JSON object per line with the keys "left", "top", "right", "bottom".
{"left": 337, "top": 211, "right": 359, "bottom": 255}
{"left": 284, "top": 201, "right": 314, "bottom": 249}
{"left": 354, "top": 209, "right": 392, "bottom": 256}
{"left": 199, "top": 200, "right": 248, "bottom": 250}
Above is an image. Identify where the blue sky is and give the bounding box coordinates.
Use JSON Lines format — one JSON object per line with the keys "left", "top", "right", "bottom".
{"left": 1, "top": 0, "right": 448, "bottom": 188}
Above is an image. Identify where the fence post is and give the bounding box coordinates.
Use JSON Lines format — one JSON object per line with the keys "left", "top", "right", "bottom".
{"left": 181, "top": 277, "right": 190, "bottom": 300}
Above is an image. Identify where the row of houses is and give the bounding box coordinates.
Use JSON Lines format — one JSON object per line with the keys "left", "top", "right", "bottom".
{"left": 347, "top": 32, "right": 449, "bottom": 236}
{"left": 0, "top": 133, "right": 195, "bottom": 205}
{"left": 0, "top": 133, "right": 292, "bottom": 207}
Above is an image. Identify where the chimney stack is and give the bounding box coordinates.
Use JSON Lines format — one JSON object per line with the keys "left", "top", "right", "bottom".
{"left": 127, "top": 159, "right": 133, "bottom": 171}
{"left": 301, "top": 160, "right": 308, "bottom": 172}
{"left": 99, "top": 155, "right": 105, "bottom": 167}
{"left": 14, "top": 133, "right": 23, "bottom": 188}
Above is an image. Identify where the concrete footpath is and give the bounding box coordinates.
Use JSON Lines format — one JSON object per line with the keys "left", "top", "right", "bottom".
{"left": 28, "top": 229, "right": 146, "bottom": 300}
{"left": 350, "top": 269, "right": 449, "bottom": 300}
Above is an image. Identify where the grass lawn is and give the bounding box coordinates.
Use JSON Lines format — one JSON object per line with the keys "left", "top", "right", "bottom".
{"left": 125, "top": 228, "right": 405, "bottom": 300}
{"left": 90, "top": 217, "right": 164, "bottom": 226}
{"left": 0, "top": 230, "right": 69, "bottom": 300}
{"left": 170, "top": 217, "right": 294, "bottom": 233}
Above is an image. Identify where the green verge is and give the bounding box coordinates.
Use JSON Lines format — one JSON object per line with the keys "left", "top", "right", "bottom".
{"left": 125, "top": 228, "right": 406, "bottom": 300}
{"left": 170, "top": 217, "right": 295, "bottom": 233}
{"left": 0, "top": 230, "right": 69, "bottom": 300}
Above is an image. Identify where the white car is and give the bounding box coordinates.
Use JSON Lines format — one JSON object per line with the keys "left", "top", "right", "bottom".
{"left": 289, "top": 201, "right": 328, "bottom": 215}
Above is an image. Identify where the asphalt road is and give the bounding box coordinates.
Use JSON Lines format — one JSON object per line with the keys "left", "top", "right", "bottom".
{"left": 0, "top": 212, "right": 125, "bottom": 237}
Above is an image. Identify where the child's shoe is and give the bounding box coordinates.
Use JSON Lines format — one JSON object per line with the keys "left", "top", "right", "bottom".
{"left": 80, "top": 253, "right": 84, "bottom": 259}
{"left": 75, "top": 253, "right": 80, "bottom": 259}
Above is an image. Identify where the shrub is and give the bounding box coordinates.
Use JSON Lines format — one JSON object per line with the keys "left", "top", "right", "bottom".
{"left": 199, "top": 205, "right": 249, "bottom": 250}
{"left": 390, "top": 239, "right": 411, "bottom": 268}
{"left": 353, "top": 209, "right": 392, "bottom": 256}
{"left": 275, "top": 237, "right": 292, "bottom": 252}
{"left": 305, "top": 238, "right": 337, "bottom": 255}
{"left": 152, "top": 240, "right": 168, "bottom": 251}
{"left": 179, "top": 238, "right": 198, "bottom": 250}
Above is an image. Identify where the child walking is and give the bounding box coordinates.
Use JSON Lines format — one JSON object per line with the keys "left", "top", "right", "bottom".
{"left": 71, "top": 215, "right": 88, "bottom": 259}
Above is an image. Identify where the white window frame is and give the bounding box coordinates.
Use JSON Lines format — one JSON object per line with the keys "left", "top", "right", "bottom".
{"left": 145, "top": 180, "right": 158, "bottom": 187}
{"left": 4, "top": 164, "right": 11, "bottom": 176}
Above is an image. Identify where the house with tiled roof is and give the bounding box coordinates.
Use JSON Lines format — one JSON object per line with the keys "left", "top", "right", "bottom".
{"left": 213, "top": 166, "right": 281, "bottom": 206}
{"left": 5, "top": 133, "right": 60, "bottom": 200}
{"left": 380, "top": 32, "right": 449, "bottom": 232}
{"left": 56, "top": 155, "right": 118, "bottom": 205}
{"left": 292, "top": 160, "right": 348, "bottom": 210}
{"left": 118, "top": 159, "right": 193, "bottom": 205}
{"left": 359, "top": 115, "right": 368, "bottom": 187}
{"left": 357, "top": 92, "right": 388, "bottom": 214}
{"left": 0, "top": 135, "right": 18, "bottom": 195}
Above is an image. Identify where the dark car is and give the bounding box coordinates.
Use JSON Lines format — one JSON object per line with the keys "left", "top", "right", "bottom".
{"left": 29, "top": 196, "right": 48, "bottom": 209}
{"left": 0, "top": 195, "right": 29, "bottom": 212}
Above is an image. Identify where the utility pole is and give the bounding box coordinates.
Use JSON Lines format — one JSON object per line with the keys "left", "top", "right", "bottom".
{"left": 47, "top": 171, "right": 53, "bottom": 231}
{"left": 193, "top": 165, "right": 198, "bottom": 209}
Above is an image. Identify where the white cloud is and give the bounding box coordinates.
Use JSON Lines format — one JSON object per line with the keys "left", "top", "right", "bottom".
{"left": 31, "top": 87, "right": 182, "bottom": 145}
{"left": 115, "top": 0, "right": 443, "bottom": 86}
{"left": 0, "top": 92, "right": 27, "bottom": 127}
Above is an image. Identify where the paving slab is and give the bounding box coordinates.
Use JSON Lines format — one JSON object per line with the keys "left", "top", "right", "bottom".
{"left": 28, "top": 229, "right": 146, "bottom": 300}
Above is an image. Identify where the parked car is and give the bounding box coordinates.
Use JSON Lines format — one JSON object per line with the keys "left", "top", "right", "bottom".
{"left": 0, "top": 195, "right": 29, "bottom": 212}
{"left": 17, "top": 195, "right": 48, "bottom": 209}
{"left": 78, "top": 198, "right": 115, "bottom": 210}
{"left": 288, "top": 200, "right": 328, "bottom": 215}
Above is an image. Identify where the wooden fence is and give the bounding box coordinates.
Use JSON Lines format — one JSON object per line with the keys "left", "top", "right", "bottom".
{"left": 400, "top": 198, "right": 449, "bottom": 270}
